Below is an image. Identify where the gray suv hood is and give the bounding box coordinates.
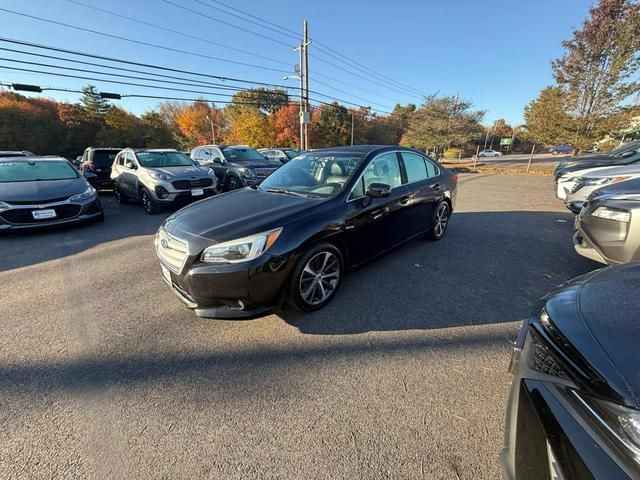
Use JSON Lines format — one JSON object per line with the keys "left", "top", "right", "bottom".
{"left": 148, "top": 165, "right": 212, "bottom": 179}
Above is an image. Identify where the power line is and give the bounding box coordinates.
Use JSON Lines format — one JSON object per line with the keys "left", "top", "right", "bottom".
{"left": 0, "top": 37, "right": 292, "bottom": 89}
{"left": 0, "top": 7, "right": 290, "bottom": 74}
{"left": 192, "top": 0, "right": 301, "bottom": 41}
{"left": 0, "top": 39, "right": 392, "bottom": 113}
{"left": 160, "top": 0, "right": 294, "bottom": 48}
{"left": 66, "top": 0, "right": 291, "bottom": 67}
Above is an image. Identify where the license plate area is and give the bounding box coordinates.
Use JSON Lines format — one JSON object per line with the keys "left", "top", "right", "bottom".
{"left": 191, "top": 188, "right": 204, "bottom": 196}
{"left": 32, "top": 209, "right": 57, "bottom": 220}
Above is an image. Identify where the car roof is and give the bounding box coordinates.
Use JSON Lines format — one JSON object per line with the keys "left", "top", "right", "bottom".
{"left": 86, "top": 147, "right": 122, "bottom": 151}
{"left": 305, "top": 145, "right": 416, "bottom": 156}
{"left": 0, "top": 156, "right": 67, "bottom": 162}
{"left": 132, "top": 148, "right": 180, "bottom": 153}
{"left": 584, "top": 163, "right": 640, "bottom": 177}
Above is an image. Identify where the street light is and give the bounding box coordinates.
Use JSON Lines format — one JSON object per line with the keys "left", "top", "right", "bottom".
{"left": 204, "top": 115, "right": 216, "bottom": 145}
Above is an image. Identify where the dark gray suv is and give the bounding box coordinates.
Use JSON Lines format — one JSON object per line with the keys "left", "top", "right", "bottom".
{"left": 111, "top": 149, "right": 218, "bottom": 214}
{"left": 190, "top": 144, "right": 281, "bottom": 191}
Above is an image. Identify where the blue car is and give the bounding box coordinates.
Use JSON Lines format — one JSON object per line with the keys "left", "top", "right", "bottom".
{"left": 549, "top": 144, "right": 573, "bottom": 155}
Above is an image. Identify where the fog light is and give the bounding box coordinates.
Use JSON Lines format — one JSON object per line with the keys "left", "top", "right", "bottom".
{"left": 155, "top": 186, "right": 169, "bottom": 199}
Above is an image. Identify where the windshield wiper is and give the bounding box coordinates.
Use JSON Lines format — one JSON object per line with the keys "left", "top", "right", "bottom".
{"left": 265, "top": 188, "right": 309, "bottom": 197}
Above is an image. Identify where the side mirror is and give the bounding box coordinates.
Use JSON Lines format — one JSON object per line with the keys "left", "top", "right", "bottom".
{"left": 125, "top": 160, "right": 136, "bottom": 169}
{"left": 366, "top": 182, "right": 391, "bottom": 198}
{"left": 83, "top": 171, "right": 97, "bottom": 179}
{"left": 211, "top": 157, "right": 223, "bottom": 164}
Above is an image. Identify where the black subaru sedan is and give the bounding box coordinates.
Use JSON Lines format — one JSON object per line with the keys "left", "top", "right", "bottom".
{"left": 0, "top": 157, "right": 103, "bottom": 231}
{"left": 503, "top": 263, "right": 640, "bottom": 479}
{"left": 156, "top": 145, "right": 457, "bottom": 319}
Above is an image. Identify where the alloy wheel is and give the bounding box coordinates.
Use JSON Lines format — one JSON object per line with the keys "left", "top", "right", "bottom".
{"left": 227, "top": 177, "right": 240, "bottom": 190}
{"left": 433, "top": 202, "right": 450, "bottom": 238}
{"left": 298, "top": 251, "right": 341, "bottom": 306}
{"left": 142, "top": 191, "right": 152, "bottom": 213}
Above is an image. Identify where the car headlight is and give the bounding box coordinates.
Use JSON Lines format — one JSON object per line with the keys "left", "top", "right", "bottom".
{"left": 239, "top": 168, "right": 254, "bottom": 179}
{"left": 591, "top": 206, "right": 631, "bottom": 223}
{"left": 69, "top": 186, "right": 96, "bottom": 202}
{"left": 581, "top": 176, "right": 630, "bottom": 187}
{"left": 574, "top": 392, "right": 640, "bottom": 461}
{"left": 149, "top": 171, "right": 169, "bottom": 180}
{"left": 201, "top": 228, "right": 282, "bottom": 264}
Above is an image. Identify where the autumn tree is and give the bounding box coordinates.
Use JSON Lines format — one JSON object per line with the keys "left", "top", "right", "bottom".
{"left": 227, "top": 88, "right": 289, "bottom": 116}
{"left": 140, "top": 111, "right": 176, "bottom": 149}
{"left": 96, "top": 107, "right": 146, "bottom": 147}
{"left": 225, "top": 108, "right": 272, "bottom": 147}
{"left": 309, "top": 103, "right": 352, "bottom": 148}
{"left": 175, "top": 100, "right": 224, "bottom": 148}
{"left": 524, "top": 86, "right": 576, "bottom": 146}
{"left": 552, "top": 0, "right": 640, "bottom": 148}
{"left": 270, "top": 102, "right": 300, "bottom": 148}
{"left": 401, "top": 95, "right": 485, "bottom": 152}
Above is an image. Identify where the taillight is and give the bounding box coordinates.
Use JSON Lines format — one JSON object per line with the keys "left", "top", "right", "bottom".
{"left": 451, "top": 174, "right": 458, "bottom": 183}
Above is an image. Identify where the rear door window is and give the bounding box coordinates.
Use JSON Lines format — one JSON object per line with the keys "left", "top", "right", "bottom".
{"left": 401, "top": 152, "right": 428, "bottom": 183}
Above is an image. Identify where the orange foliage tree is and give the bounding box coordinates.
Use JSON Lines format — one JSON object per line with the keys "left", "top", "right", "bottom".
{"left": 270, "top": 102, "right": 300, "bottom": 148}
{"left": 175, "top": 100, "right": 224, "bottom": 147}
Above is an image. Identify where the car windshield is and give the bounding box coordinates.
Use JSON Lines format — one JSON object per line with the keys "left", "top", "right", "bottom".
{"left": 609, "top": 142, "right": 640, "bottom": 156}
{"left": 222, "top": 147, "right": 265, "bottom": 161}
{"left": 259, "top": 152, "right": 364, "bottom": 198}
{"left": 136, "top": 151, "right": 194, "bottom": 168}
{"left": 0, "top": 160, "right": 78, "bottom": 182}
{"left": 92, "top": 150, "right": 120, "bottom": 167}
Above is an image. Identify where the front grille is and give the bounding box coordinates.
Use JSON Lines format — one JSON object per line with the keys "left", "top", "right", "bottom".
{"left": 570, "top": 181, "right": 583, "bottom": 194}
{"left": 156, "top": 228, "right": 189, "bottom": 273}
{"left": 0, "top": 204, "right": 81, "bottom": 224}
{"left": 533, "top": 342, "right": 568, "bottom": 379}
{"left": 6, "top": 196, "right": 71, "bottom": 205}
{"left": 171, "top": 178, "right": 214, "bottom": 190}
{"left": 254, "top": 167, "right": 278, "bottom": 178}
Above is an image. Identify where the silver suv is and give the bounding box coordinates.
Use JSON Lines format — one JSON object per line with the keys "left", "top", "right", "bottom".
{"left": 190, "top": 144, "right": 281, "bottom": 191}
{"left": 111, "top": 149, "right": 218, "bottom": 214}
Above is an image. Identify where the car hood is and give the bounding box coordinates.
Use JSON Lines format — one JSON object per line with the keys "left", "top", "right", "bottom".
{"left": 555, "top": 156, "right": 622, "bottom": 178}
{"left": 149, "top": 165, "right": 211, "bottom": 179}
{"left": 580, "top": 163, "right": 640, "bottom": 179}
{"left": 589, "top": 176, "right": 640, "bottom": 198}
{"left": 228, "top": 160, "right": 279, "bottom": 169}
{"left": 0, "top": 178, "right": 87, "bottom": 203}
{"left": 162, "top": 187, "right": 323, "bottom": 242}
{"left": 544, "top": 264, "right": 640, "bottom": 407}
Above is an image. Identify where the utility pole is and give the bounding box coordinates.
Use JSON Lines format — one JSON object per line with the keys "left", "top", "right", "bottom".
{"left": 205, "top": 115, "right": 215, "bottom": 144}
{"left": 302, "top": 20, "right": 310, "bottom": 150}
{"left": 291, "top": 45, "right": 304, "bottom": 150}
{"left": 351, "top": 112, "right": 354, "bottom": 146}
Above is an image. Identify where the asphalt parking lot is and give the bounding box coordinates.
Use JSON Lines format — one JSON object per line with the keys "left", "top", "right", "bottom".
{"left": 0, "top": 174, "right": 600, "bottom": 480}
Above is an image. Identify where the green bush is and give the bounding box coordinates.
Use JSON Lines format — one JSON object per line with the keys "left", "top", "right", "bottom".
{"left": 443, "top": 147, "right": 462, "bottom": 159}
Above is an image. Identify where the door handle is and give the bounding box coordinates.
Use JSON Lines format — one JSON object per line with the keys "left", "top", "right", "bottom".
{"left": 400, "top": 195, "right": 411, "bottom": 206}
{"left": 432, "top": 183, "right": 441, "bottom": 190}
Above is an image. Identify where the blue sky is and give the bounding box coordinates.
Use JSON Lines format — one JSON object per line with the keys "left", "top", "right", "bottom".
{"left": 0, "top": 0, "right": 593, "bottom": 125}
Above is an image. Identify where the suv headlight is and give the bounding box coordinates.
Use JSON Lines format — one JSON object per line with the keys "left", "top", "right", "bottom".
{"left": 149, "top": 171, "right": 169, "bottom": 181}
{"left": 591, "top": 206, "right": 631, "bottom": 223}
{"left": 69, "top": 186, "right": 96, "bottom": 202}
{"left": 239, "top": 168, "right": 254, "bottom": 179}
{"left": 574, "top": 392, "right": 640, "bottom": 461}
{"left": 201, "top": 228, "right": 282, "bottom": 264}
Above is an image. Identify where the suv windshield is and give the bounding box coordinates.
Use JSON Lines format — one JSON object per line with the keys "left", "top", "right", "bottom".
{"left": 0, "top": 160, "right": 79, "bottom": 182}
{"left": 92, "top": 150, "right": 120, "bottom": 167}
{"left": 136, "top": 151, "right": 194, "bottom": 168}
{"left": 222, "top": 147, "right": 265, "bottom": 162}
{"left": 259, "top": 152, "right": 363, "bottom": 198}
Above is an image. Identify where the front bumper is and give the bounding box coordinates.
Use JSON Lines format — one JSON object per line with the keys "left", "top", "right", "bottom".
{"left": 503, "top": 324, "right": 638, "bottom": 479}
{"left": 157, "top": 249, "right": 295, "bottom": 319}
{"left": 151, "top": 186, "right": 217, "bottom": 204}
{"left": 0, "top": 197, "right": 103, "bottom": 231}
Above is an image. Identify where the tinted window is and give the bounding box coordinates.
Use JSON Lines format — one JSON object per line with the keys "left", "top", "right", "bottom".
{"left": 92, "top": 150, "right": 119, "bottom": 167}
{"left": 0, "top": 160, "right": 79, "bottom": 182}
{"left": 136, "top": 151, "right": 193, "bottom": 168}
{"left": 221, "top": 147, "right": 265, "bottom": 161}
{"left": 363, "top": 152, "right": 402, "bottom": 190}
{"left": 425, "top": 158, "right": 439, "bottom": 177}
{"left": 0, "top": 153, "right": 27, "bottom": 158}
{"left": 402, "top": 152, "right": 428, "bottom": 183}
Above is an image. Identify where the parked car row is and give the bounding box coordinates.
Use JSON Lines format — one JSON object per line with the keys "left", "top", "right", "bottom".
{"left": 553, "top": 139, "right": 640, "bottom": 265}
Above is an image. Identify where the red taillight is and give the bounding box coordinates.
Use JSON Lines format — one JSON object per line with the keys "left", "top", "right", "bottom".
{"left": 451, "top": 174, "right": 458, "bottom": 184}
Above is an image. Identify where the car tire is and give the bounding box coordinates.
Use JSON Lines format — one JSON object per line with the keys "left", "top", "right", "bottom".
{"left": 113, "top": 184, "right": 128, "bottom": 204}
{"left": 140, "top": 188, "right": 161, "bottom": 215}
{"left": 287, "top": 242, "right": 343, "bottom": 312}
{"left": 225, "top": 176, "right": 242, "bottom": 191}
{"left": 427, "top": 201, "right": 451, "bottom": 241}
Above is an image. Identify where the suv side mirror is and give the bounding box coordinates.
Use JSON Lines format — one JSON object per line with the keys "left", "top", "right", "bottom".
{"left": 211, "top": 156, "right": 223, "bottom": 164}
{"left": 125, "top": 160, "right": 136, "bottom": 169}
{"left": 366, "top": 182, "right": 391, "bottom": 198}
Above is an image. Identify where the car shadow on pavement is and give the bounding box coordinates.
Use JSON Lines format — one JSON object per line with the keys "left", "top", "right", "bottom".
{"left": 0, "top": 196, "right": 173, "bottom": 272}
{"left": 281, "top": 210, "right": 601, "bottom": 335}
